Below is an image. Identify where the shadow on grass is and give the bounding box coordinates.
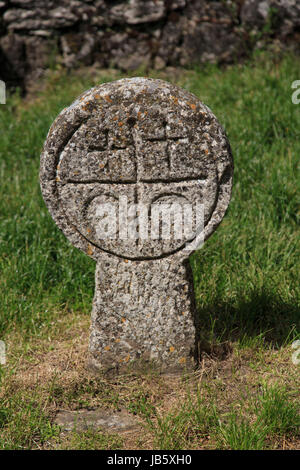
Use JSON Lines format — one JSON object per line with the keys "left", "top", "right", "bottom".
{"left": 196, "top": 288, "right": 300, "bottom": 356}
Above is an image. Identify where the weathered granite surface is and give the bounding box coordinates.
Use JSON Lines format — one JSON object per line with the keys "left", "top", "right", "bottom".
{"left": 1, "top": 0, "right": 299, "bottom": 90}
{"left": 40, "top": 77, "right": 233, "bottom": 373}
{"left": 55, "top": 408, "right": 139, "bottom": 432}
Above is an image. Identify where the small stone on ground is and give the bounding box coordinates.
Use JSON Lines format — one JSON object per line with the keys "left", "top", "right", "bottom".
{"left": 55, "top": 408, "right": 139, "bottom": 432}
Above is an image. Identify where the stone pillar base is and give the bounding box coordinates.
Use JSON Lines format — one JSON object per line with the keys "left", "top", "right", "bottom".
{"left": 88, "top": 253, "right": 199, "bottom": 375}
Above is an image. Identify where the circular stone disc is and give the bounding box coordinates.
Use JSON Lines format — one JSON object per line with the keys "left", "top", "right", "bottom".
{"left": 40, "top": 78, "right": 233, "bottom": 261}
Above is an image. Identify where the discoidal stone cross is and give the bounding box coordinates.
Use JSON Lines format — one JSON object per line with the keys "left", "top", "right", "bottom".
{"left": 40, "top": 78, "right": 233, "bottom": 374}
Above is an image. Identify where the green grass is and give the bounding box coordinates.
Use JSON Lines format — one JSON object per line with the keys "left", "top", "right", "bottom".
{"left": 58, "top": 429, "right": 123, "bottom": 450}
{"left": 124, "top": 380, "right": 299, "bottom": 450}
{"left": 0, "top": 52, "right": 299, "bottom": 449}
{"left": 254, "top": 384, "right": 300, "bottom": 436}
{"left": 216, "top": 412, "right": 268, "bottom": 450}
{"left": 0, "top": 390, "right": 59, "bottom": 450}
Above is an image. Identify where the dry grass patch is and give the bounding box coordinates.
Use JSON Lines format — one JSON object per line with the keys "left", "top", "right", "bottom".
{"left": 0, "top": 312, "right": 299, "bottom": 450}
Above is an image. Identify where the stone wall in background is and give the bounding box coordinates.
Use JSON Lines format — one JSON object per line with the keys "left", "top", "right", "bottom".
{"left": 0, "top": 0, "right": 299, "bottom": 90}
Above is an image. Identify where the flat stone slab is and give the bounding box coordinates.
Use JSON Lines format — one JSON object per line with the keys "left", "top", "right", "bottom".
{"left": 55, "top": 408, "right": 139, "bottom": 432}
